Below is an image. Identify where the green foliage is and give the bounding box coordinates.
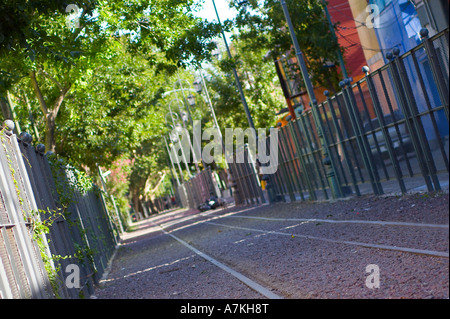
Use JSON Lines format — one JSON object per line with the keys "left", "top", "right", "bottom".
{"left": 47, "top": 153, "right": 94, "bottom": 210}
{"left": 28, "top": 207, "right": 71, "bottom": 298}
{"left": 1, "top": 0, "right": 347, "bottom": 212}
{"left": 229, "top": 0, "right": 342, "bottom": 90}
{"left": 200, "top": 39, "right": 284, "bottom": 132}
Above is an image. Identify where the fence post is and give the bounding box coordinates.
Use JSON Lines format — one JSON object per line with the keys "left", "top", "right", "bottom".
{"left": 393, "top": 48, "right": 441, "bottom": 191}
{"left": 308, "top": 101, "right": 343, "bottom": 199}
{"left": 362, "top": 67, "right": 407, "bottom": 194}
{"left": 245, "top": 144, "right": 266, "bottom": 204}
{"left": 0, "top": 122, "right": 52, "bottom": 298}
{"left": 264, "top": 133, "right": 284, "bottom": 202}
{"left": 387, "top": 50, "right": 436, "bottom": 192}
{"left": 276, "top": 123, "right": 296, "bottom": 202}
{"left": 324, "top": 91, "right": 360, "bottom": 196}
{"left": 286, "top": 116, "right": 316, "bottom": 200}
{"left": 419, "top": 28, "right": 449, "bottom": 122}
{"left": 340, "top": 80, "right": 383, "bottom": 195}
{"left": 297, "top": 113, "right": 330, "bottom": 199}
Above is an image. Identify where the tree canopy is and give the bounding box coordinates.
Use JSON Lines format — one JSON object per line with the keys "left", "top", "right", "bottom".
{"left": 1, "top": 0, "right": 346, "bottom": 216}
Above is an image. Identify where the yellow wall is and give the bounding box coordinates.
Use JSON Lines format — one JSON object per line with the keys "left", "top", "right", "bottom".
{"left": 347, "top": 0, "right": 384, "bottom": 69}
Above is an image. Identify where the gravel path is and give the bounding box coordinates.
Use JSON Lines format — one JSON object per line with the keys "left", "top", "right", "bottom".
{"left": 94, "top": 191, "right": 449, "bottom": 299}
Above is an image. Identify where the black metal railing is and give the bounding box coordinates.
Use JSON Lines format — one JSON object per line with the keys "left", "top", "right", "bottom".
{"left": 234, "top": 28, "right": 449, "bottom": 203}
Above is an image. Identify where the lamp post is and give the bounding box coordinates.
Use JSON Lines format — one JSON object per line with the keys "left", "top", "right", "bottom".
{"left": 193, "top": 67, "right": 242, "bottom": 202}
{"left": 168, "top": 135, "right": 185, "bottom": 182}
{"left": 169, "top": 97, "right": 202, "bottom": 173}
{"left": 278, "top": 0, "right": 342, "bottom": 198}
{"left": 193, "top": 70, "right": 224, "bottom": 153}
{"left": 165, "top": 110, "right": 193, "bottom": 178}
{"left": 211, "top": 0, "right": 255, "bottom": 132}
{"left": 321, "top": 0, "right": 348, "bottom": 79}
{"left": 174, "top": 72, "right": 196, "bottom": 127}
{"left": 164, "top": 135, "right": 181, "bottom": 187}
{"left": 167, "top": 76, "right": 205, "bottom": 171}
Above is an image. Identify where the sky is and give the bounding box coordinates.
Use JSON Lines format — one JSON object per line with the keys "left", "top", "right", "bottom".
{"left": 194, "top": 0, "right": 238, "bottom": 23}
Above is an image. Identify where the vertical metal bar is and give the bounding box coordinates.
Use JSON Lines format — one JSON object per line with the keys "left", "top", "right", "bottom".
{"left": 346, "top": 80, "right": 384, "bottom": 194}
{"left": 340, "top": 81, "right": 383, "bottom": 195}
{"left": 234, "top": 154, "right": 250, "bottom": 205}
{"left": 230, "top": 163, "right": 241, "bottom": 205}
{"left": 420, "top": 29, "right": 449, "bottom": 121}
{"left": 333, "top": 94, "right": 365, "bottom": 182}
{"left": 318, "top": 100, "right": 349, "bottom": 187}
{"left": 0, "top": 135, "right": 49, "bottom": 298}
{"left": 282, "top": 124, "right": 305, "bottom": 200}
{"left": 277, "top": 126, "right": 296, "bottom": 202}
{"left": 298, "top": 114, "right": 330, "bottom": 199}
{"left": 292, "top": 117, "right": 322, "bottom": 197}
{"left": 410, "top": 50, "right": 449, "bottom": 172}
{"left": 387, "top": 54, "right": 434, "bottom": 191}
{"left": 15, "top": 138, "right": 54, "bottom": 297}
{"left": 363, "top": 67, "right": 407, "bottom": 193}
{"left": 325, "top": 92, "right": 361, "bottom": 196}
{"left": 240, "top": 161, "right": 253, "bottom": 204}
{"left": 288, "top": 120, "right": 317, "bottom": 200}
{"left": 246, "top": 145, "right": 266, "bottom": 203}
{"left": 265, "top": 136, "right": 284, "bottom": 201}
{"left": 314, "top": 102, "right": 343, "bottom": 199}
{"left": 279, "top": 0, "right": 341, "bottom": 198}
{"left": 283, "top": 124, "right": 304, "bottom": 200}
{"left": 393, "top": 51, "right": 440, "bottom": 190}
{"left": 244, "top": 148, "right": 258, "bottom": 203}
{"left": 377, "top": 69, "right": 415, "bottom": 177}
{"left": 356, "top": 81, "right": 390, "bottom": 180}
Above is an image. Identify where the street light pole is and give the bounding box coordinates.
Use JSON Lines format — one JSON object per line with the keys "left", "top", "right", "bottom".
{"left": 164, "top": 135, "right": 181, "bottom": 187}
{"left": 165, "top": 109, "right": 193, "bottom": 178}
{"left": 321, "top": 0, "right": 348, "bottom": 79}
{"left": 173, "top": 74, "right": 205, "bottom": 171}
{"left": 279, "top": 0, "right": 342, "bottom": 198}
{"left": 196, "top": 70, "right": 224, "bottom": 152}
{"left": 169, "top": 135, "right": 185, "bottom": 182}
{"left": 175, "top": 71, "right": 195, "bottom": 127}
{"left": 170, "top": 97, "right": 202, "bottom": 173}
{"left": 211, "top": 0, "right": 255, "bottom": 131}
{"left": 195, "top": 68, "right": 239, "bottom": 201}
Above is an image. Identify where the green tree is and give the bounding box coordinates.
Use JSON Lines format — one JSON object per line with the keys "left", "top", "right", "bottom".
{"left": 229, "top": 0, "right": 343, "bottom": 90}
{"left": 0, "top": 1, "right": 226, "bottom": 216}
{"left": 199, "top": 37, "right": 284, "bottom": 132}
{"left": 0, "top": 0, "right": 221, "bottom": 153}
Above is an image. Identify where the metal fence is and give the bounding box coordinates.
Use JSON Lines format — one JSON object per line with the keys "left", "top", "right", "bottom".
{"left": 177, "top": 167, "right": 219, "bottom": 209}
{"left": 228, "top": 145, "right": 266, "bottom": 205}
{"left": 234, "top": 28, "right": 449, "bottom": 203}
{"left": 0, "top": 124, "right": 118, "bottom": 299}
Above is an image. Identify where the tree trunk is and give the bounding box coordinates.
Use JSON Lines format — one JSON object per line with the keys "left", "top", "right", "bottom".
{"left": 46, "top": 90, "right": 69, "bottom": 153}
{"left": 0, "top": 98, "right": 12, "bottom": 121}
{"left": 131, "top": 191, "right": 142, "bottom": 220}
{"left": 45, "top": 111, "right": 57, "bottom": 153}
{"left": 30, "top": 70, "right": 70, "bottom": 153}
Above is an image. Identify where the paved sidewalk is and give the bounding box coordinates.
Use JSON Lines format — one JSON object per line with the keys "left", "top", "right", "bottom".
{"left": 94, "top": 191, "right": 449, "bottom": 299}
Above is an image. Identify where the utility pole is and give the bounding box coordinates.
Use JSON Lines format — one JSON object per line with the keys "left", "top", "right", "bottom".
{"left": 211, "top": 0, "right": 255, "bottom": 131}
{"left": 321, "top": 0, "right": 348, "bottom": 79}
{"left": 279, "top": 0, "right": 342, "bottom": 198}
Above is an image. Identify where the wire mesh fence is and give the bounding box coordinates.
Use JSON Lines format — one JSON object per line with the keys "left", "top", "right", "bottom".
{"left": 0, "top": 127, "right": 118, "bottom": 299}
